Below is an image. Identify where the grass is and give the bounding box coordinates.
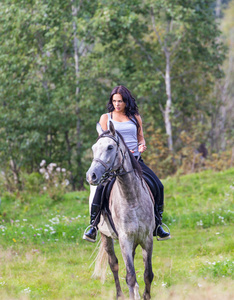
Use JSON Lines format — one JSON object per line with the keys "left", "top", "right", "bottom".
{"left": 0, "top": 168, "right": 233, "bottom": 299}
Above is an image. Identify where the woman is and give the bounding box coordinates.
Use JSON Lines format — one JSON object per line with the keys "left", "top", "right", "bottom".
{"left": 83, "top": 85, "right": 170, "bottom": 242}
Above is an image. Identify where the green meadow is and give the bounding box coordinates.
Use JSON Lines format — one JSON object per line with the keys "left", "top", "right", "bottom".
{"left": 0, "top": 169, "right": 233, "bottom": 299}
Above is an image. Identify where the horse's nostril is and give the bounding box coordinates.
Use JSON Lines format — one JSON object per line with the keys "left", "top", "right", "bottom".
{"left": 92, "top": 173, "right": 97, "bottom": 181}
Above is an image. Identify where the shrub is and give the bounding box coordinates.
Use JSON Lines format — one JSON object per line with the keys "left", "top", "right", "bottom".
{"left": 22, "top": 172, "right": 44, "bottom": 194}
{"left": 39, "top": 160, "right": 70, "bottom": 201}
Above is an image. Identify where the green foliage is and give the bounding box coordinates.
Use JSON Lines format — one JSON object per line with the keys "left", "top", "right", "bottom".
{"left": 22, "top": 172, "right": 44, "bottom": 195}
{"left": 0, "top": 0, "right": 100, "bottom": 189}
{"left": 0, "top": 0, "right": 230, "bottom": 189}
{"left": 1, "top": 191, "right": 17, "bottom": 202}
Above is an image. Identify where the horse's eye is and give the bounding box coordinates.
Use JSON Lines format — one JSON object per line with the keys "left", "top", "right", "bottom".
{"left": 107, "top": 145, "right": 114, "bottom": 150}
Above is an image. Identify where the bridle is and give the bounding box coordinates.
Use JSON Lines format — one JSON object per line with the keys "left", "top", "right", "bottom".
{"left": 92, "top": 133, "right": 133, "bottom": 184}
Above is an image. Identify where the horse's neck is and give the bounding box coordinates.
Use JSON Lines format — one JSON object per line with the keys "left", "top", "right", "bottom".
{"left": 120, "top": 145, "right": 132, "bottom": 172}
{"left": 116, "top": 149, "right": 141, "bottom": 200}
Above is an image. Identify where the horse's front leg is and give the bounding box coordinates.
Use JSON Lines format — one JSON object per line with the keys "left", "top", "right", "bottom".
{"left": 101, "top": 234, "right": 124, "bottom": 299}
{"left": 142, "top": 236, "right": 154, "bottom": 300}
{"left": 119, "top": 238, "right": 140, "bottom": 300}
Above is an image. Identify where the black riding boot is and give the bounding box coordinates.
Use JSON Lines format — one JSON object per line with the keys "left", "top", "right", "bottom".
{"left": 153, "top": 205, "right": 171, "bottom": 241}
{"left": 83, "top": 204, "right": 101, "bottom": 243}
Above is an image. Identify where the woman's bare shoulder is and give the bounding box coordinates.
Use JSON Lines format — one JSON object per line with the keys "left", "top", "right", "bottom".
{"left": 99, "top": 113, "right": 108, "bottom": 130}
{"left": 99, "top": 113, "right": 108, "bottom": 122}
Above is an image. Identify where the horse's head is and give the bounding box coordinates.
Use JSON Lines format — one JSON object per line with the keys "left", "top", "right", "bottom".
{"left": 86, "top": 121, "right": 123, "bottom": 185}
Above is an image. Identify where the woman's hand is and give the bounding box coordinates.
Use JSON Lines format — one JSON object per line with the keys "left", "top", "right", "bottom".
{"left": 138, "top": 144, "right": 147, "bottom": 153}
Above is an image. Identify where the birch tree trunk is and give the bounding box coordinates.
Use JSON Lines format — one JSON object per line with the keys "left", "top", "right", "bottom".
{"left": 215, "top": 0, "right": 222, "bottom": 18}
{"left": 164, "top": 51, "right": 173, "bottom": 152}
{"left": 151, "top": 9, "right": 174, "bottom": 152}
{"left": 72, "top": 0, "right": 83, "bottom": 187}
{"left": 218, "top": 29, "right": 233, "bottom": 151}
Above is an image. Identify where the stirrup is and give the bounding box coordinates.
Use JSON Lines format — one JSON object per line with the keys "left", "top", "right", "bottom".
{"left": 155, "top": 223, "right": 171, "bottom": 241}
{"left": 82, "top": 225, "right": 98, "bottom": 243}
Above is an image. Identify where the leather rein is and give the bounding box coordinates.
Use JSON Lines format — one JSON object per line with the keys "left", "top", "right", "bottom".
{"left": 93, "top": 133, "right": 134, "bottom": 184}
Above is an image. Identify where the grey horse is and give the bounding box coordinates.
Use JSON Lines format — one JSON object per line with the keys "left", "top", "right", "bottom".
{"left": 86, "top": 121, "right": 155, "bottom": 300}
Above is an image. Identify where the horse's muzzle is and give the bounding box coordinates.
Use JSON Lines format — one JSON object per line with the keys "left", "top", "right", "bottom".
{"left": 86, "top": 164, "right": 106, "bottom": 185}
{"left": 86, "top": 171, "right": 99, "bottom": 186}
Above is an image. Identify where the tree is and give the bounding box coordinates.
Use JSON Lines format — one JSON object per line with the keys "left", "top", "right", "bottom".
{"left": 0, "top": 0, "right": 99, "bottom": 189}
{"left": 89, "top": 0, "right": 225, "bottom": 153}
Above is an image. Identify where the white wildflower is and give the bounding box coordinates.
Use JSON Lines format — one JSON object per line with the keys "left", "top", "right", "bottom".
{"left": 44, "top": 172, "right": 49, "bottom": 180}
{"left": 62, "top": 168, "right": 66, "bottom": 173}
{"left": 48, "top": 163, "right": 57, "bottom": 171}
{"left": 0, "top": 225, "right": 6, "bottom": 231}
{"left": 49, "top": 217, "right": 59, "bottom": 225}
{"left": 65, "top": 179, "right": 69, "bottom": 186}
{"left": 39, "top": 168, "right": 45, "bottom": 174}
{"left": 56, "top": 167, "right": 61, "bottom": 172}
{"left": 40, "top": 160, "right": 46, "bottom": 167}
{"left": 22, "top": 287, "right": 31, "bottom": 294}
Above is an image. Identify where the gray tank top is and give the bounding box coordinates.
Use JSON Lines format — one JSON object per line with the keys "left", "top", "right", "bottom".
{"left": 107, "top": 113, "right": 140, "bottom": 156}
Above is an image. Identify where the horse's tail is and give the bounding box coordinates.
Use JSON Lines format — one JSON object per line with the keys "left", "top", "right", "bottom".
{"left": 92, "top": 238, "right": 108, "bottom": 283}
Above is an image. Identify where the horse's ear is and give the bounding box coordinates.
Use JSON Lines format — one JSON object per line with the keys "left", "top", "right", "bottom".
{"left": 109, "top": 121, "right": 116, "bottom": 136}
{"left": 96, "top": 122, "right": 104, "bottom": 135}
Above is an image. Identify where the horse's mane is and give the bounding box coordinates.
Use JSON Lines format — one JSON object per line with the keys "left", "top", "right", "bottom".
{"left": 117, "top": 130, "right": 143, "bottom": 179}
{"left": 97, "top": 130, "right": 143, "bottom": 179}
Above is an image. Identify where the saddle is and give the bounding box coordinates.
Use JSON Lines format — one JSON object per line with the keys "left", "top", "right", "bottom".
{"left": 99, "top": 173, "right": 160, "bottom": 237}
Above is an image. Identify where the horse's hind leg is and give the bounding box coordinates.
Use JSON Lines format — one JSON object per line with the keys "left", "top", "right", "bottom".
{"left": 101, "top": 234, "right": 124, "bottom": 299}
{"left": 142, "top": 236, "right": 154, "bottom": 300}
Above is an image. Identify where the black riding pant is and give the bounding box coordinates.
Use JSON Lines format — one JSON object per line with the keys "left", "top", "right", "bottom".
{"left": 137, "top": 156, "right": 164, "bottom": 208}
{"left": 92, "top": 156, "right": 164, "bottom": 208}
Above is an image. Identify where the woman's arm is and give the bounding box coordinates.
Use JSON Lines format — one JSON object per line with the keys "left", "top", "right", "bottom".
{"left": 135, "top": 115, "right": 147, "bottom": 153}
{"left": 99, "top": 114, "right": 108, "bottom": 132}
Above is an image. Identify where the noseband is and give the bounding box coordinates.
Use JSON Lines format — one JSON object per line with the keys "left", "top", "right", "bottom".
{"left": 93, "top": 133, "right": 133, "bottom": 184}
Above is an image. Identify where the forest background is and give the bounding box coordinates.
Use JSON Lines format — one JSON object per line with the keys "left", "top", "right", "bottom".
{"left": 0, "top": 0, "right": 233, "bottom": 193}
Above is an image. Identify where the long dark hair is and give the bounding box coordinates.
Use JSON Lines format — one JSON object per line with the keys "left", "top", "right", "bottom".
{"left": 107, "top": 85, "right": 140, "bottom": 132}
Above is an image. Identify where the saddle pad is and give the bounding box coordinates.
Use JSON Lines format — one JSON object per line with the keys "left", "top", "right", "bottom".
{"left": 99, "top": 176, "right": 155, "bottom": 237}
